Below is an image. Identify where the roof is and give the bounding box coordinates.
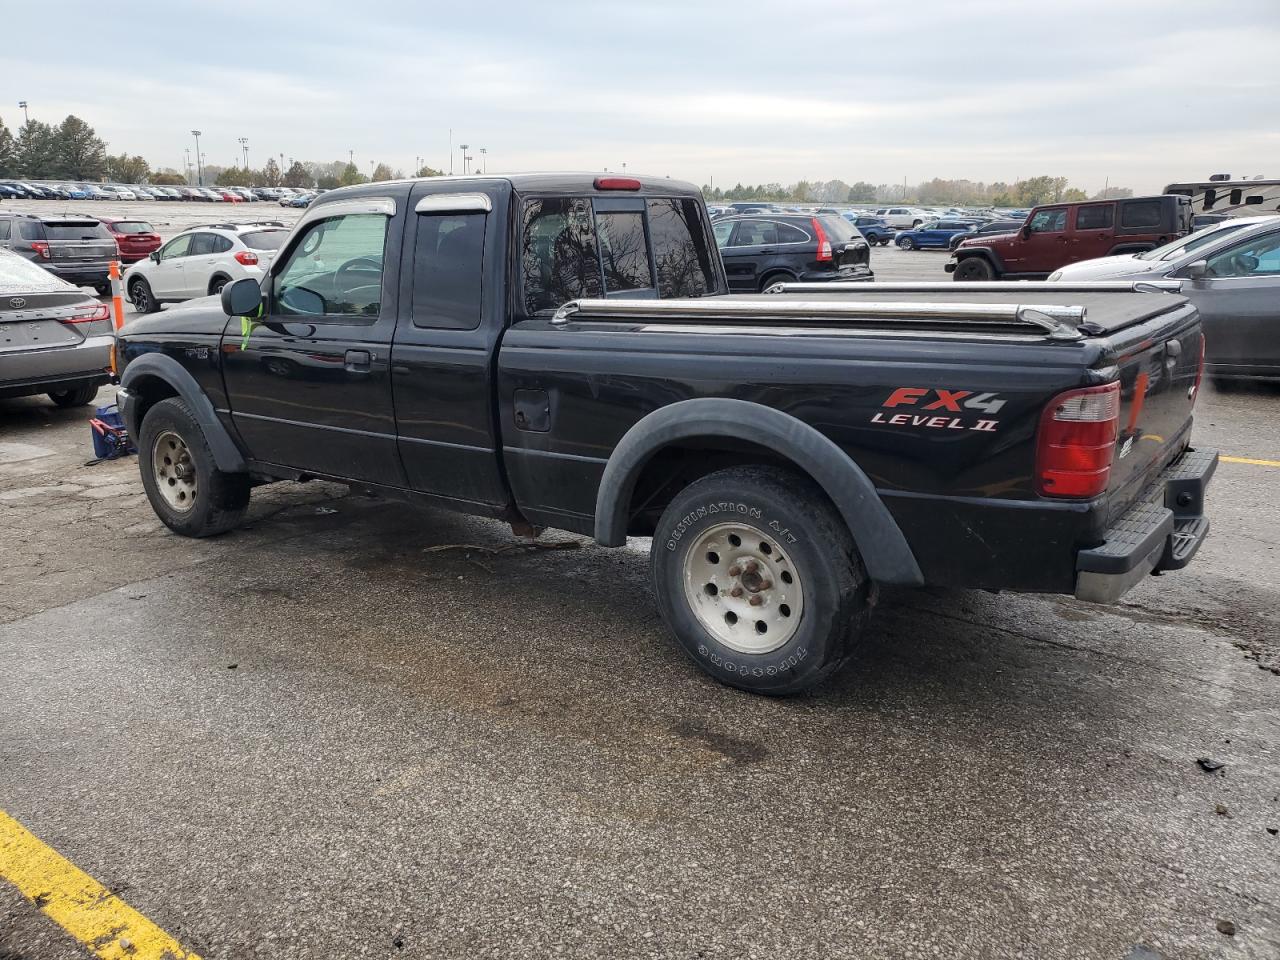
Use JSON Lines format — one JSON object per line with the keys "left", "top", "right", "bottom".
{"left": 319, "top": 172, "right": 702, "bottom": 203}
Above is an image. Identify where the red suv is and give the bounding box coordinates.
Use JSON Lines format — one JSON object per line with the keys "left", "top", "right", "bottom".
{"left": 98, "top": 217, "right": 162, "bottom": 263}
{"left": 947, "top": 195, "right": 1192, "bottom": 281}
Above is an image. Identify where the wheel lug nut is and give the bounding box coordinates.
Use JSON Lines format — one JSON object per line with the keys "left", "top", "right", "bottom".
{"left": 728, "top": 565, "right": 742, "bottom": 577}
{"left": 730, "top": 586, "right": 744, "bottom": 598}
{"left": 758, "top": 579, "right": 772, "bottom": 591}
{"left": 743, "top": 559, "right": 759, "bottom": 574}
{"left": 748, "top": 594, "right": 763, "bottom": 606}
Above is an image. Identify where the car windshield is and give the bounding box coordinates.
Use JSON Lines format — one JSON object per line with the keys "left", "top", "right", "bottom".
{"left": 1136, "top": 221, "right": 1256, "bottom": 261}
{"left": 242, "top": 230, "right": 287, "bottom": 250}
{"left": 44, "top": 222, "right": 113, "bottom": 240}
{"left": 112, "top": 221, "right": 154, "bottom": 235}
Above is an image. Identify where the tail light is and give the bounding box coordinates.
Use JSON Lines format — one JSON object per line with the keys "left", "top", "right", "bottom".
{"left": 811, "top": 218, "right": 832, "bottom": 262}
{"left": 1036, "top": 381, "right": 1120, "bottom": 499}
{"left": 61, "top": 303, "right": 111, "bottom": 325}
{"left": 594, "top": 176, "right": 641, "bottom": 191}
{"left": 234, "top": 250, "right": 259, "bottom": 266}
{"left": 29, "top": 241, "right": 50, "bottom": 260}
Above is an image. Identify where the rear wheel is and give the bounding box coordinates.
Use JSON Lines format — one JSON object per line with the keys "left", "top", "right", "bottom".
{"left": 758, "top": 271, "right": 794, "bottom": 292}
{"left": 138, "top": 397, "right": 250, "bottom": 537}
{"left": 953, "top": 257, "right": 995, "bottom": 281}
{"left": 129, "top": 277, "right": 159, "bottom": 313}
{"left": 48, "top": 384, "right": 99, "bottom": 408}
{"left": 651, "top": 465, "right": 873, "bottom": 695}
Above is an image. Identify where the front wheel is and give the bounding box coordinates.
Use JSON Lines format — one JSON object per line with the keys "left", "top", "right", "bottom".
{"left": 953, "top": 257, "right": 995, "bottom": 281}
{"left": 651, "top": 465, "right": 873, "bottom": 695}
{"left": 129, "top": 277, "right": 159, "bottom": 314}
{"left": 898, "top": 237, "right": 916, "bottom": 250}
{"left": 138, "top": 397, "right": 250, "bottom": 537}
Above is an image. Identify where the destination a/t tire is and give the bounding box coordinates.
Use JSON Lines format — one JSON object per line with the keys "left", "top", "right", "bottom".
{"left": 651, "top": 465, "right": 874, "bottom": 695}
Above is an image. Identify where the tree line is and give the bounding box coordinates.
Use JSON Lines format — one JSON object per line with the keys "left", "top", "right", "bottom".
{"left": 703, "top": 176, "right": 1133, "bottom": 207}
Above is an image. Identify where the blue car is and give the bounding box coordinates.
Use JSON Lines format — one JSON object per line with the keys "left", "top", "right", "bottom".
{"left": 894, "top": 218, "right": 983, "bottom": 250}
{"left": 844, "top": 214, "right": 896, "bottom": 245}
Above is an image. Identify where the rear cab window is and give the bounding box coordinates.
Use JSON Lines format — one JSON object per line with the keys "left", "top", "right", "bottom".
{"left": 1120, "top": 200, "right": 1163, "bottom": 229}
{"left": 520, "top": 193, "right": 718, "bottom": 315}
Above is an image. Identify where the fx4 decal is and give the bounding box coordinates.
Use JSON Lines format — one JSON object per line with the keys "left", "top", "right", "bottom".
{"left": 870, "top": 387, "right": 1006, "bottom": 433}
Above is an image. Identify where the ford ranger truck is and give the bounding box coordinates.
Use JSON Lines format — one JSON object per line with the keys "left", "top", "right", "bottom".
{"left": 113, "top": 175, "right": 1217, "bottom": 696}
{"left": 947, "top": 195, "right": 1193, "bottom": 281}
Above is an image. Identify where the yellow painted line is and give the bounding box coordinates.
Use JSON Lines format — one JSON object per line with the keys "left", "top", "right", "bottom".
{"left": 0, "top": 809, "right": 200, "bottom": 960}
{"left": 1221, "top": 455, "right": 1280, "bottom": 468}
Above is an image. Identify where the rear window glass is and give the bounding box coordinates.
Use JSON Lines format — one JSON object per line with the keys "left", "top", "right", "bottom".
{"left": 521, "top": 198, "right": 602, "bottom": 315}
{"left": 646, "top": 199, "right": 716, "bottom": 298}
{"left": 43, "top": 222, "right": 112, "bottom": 241}
{"left": 596, "top": 210, "right": 652, "bottom": 292}
{"left": 18, "top": 221, "right": 45, "bottom": 240}
{"left": 1076, "top": 205, "right": 1114, "bottom": 230}
{"left": 411, "top": 213, "right": 485, "bottom": 330}
{"left": 817, "top": 216, "right": 857, "bottom": 242}
{"left": 777, "top": 223, "right": 811, "bottom": 243}
{"left": 731, "top": 220, "right": 779, "bottom": 246}
{"left": 1120, "top": 200, "right": 1163, "bottom": 228}
{"left": 112, "top": 221, "right": 154, "bottom": 235}
{"left": 242, "top": 230, "right": 287, "bottom": 250}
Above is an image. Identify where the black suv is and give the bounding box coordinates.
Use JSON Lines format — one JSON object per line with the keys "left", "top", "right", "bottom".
{"left": 713, "top": 214, "right": 872, "bottom": 291}
{"left": 0, "top": 212, "right": 117, "bottom": 294}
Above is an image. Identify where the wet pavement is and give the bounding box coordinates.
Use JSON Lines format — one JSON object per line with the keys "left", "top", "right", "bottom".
{"left": 0, "top": 216, "right": 1277, "bottom": 959}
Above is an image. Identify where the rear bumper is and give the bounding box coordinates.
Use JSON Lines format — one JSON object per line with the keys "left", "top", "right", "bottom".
{"left": 799, "top": 265, "right": 874, "bottom": 283}
{"left": 0, "top": 335, "right": 114, "bottom": 398}
{"left": 1074, "top": 447, "right": 1218, "bottom": 603}
{"left": 44, "top": 262, "right": 112, "bottom": 284}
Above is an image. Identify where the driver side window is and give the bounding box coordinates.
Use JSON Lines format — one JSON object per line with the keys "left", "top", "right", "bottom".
{"left": 160, "top": 235, "right": 192, "bottom": 260}
{"left": 273, "top": 213, "right": 388, "bottom": 318}
{"left": 1205, "top": 231, "right": 1280, "bottom": 278}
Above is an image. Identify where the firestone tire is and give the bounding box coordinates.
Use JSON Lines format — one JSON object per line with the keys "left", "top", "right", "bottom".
{"left": 953, "top": 257, "right": 995, "bottom": 281}
{"left": 138, "top": 397, "right": 250, "bottom": 538}
{"left": 650, "top": 465, "right": 874, "bottom": 696}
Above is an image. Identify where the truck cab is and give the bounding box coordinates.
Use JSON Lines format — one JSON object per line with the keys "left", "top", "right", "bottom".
{"left": 948, "top": 195, "right": 1193, "bottom": 281}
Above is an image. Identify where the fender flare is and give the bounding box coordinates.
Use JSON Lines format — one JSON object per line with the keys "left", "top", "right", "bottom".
{"left": 954, "top": 246, "right": 1005, "bottom": 273}
{"left": 594, "top": 398, "right": 924, "bottom": 586}
{"left": 120, "top": 353, "right": 246, "bottom": 472}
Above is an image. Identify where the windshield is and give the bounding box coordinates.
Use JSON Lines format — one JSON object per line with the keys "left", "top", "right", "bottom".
{"left": 1137, "top": 221, "right": 1254, "bottom": 261}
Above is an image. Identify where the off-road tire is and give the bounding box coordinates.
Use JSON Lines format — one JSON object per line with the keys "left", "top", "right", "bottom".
{"left": 953, "top": 257, "right": 995, "bottom": 281}
{"left": 651, "top": 465, "right": 874, "bottom": 695}
{"left": 129, "top": 277, "right": 159, "bottom": 314}
{"left": 48, "top": 384, "right": 99, "bottom": 408}
{"left": 138, "top": 397, "right": 250, "bottom": 537}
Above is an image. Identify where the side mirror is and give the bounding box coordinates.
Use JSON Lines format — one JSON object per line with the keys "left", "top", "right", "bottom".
{"left": 149, "top": 250, "right": 160, "bottom": 263}
{"left": 1021, "top": 224, "right": 1032, "bottom": 239}
{"left": 1185, "top": 259, "right": 1208, "bottom": 280}
{"left": 221, "top": 277, "right": 263, "bottom": 317}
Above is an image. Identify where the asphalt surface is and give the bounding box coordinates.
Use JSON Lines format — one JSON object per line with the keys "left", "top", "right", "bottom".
{"left": 1, "top": 210, "right": 1278, "bottom": 960}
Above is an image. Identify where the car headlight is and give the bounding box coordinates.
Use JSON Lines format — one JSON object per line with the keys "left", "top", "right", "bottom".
{"left": 1048, "top": 270, "right": 1063, "bottom": 281}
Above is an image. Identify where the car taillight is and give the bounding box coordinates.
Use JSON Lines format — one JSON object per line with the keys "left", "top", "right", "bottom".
{"left": 811, "top": 218, "right": 832, "bottom": 262}
{"left": 62, "top": 303, "right": 111, "bottom": 324}
{"left": 234, "top": 250, "right": 259, "bottom": 266}
{"left": 1036, "top": 381, "right": 1121, "bottom": 499}
{"left": 30, "top": 241, "right": 50, "bottom": 260}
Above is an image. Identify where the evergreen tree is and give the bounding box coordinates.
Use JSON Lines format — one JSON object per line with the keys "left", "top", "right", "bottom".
{"left": 53, "top": 115, "right": 107, "bottom": 180}
{"left": 261, "top": 157, "right": 281, "bottom": 187}
{"left": 15, "top": 121, "right": 58, "bottom": 178}
{"left": 283, "top": 161, "right": 312, "bottom": 188}
{"left": 0, "top": 116, "right": 15, "bottom": 177}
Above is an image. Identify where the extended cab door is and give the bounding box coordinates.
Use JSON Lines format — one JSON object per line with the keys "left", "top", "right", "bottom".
{"left": 389, "top": 182, "right": 511, "bottom": 508}
{"left": 220, "top": 196, "right": 407, "bottom": 487}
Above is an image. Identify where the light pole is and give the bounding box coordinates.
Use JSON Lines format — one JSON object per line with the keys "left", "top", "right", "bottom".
{"left": 18, "top": 101, "right": 29, "bottom": 126}
{"left": 191, "top": 130, "right": 203, "bottom": 186}
{"left": 184, "top": 149, "right": 192, "bottom": 184}
{"left": 459, "top": 144, "right": 469, "bottom": 175}
{"left": 238, "top": 137, "right": 249, "bottom": 169}
{"left": 349, "top": 149, "right": 354, "bottom": 167}
{"left": 369, "top": 160, "right": 376, "bottom": 181}
{"left": 478, "top": 147, "right": 487, "bottom": 174}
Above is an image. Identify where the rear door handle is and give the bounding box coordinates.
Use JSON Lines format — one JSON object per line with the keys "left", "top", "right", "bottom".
{"left": 344, "top": 349, "right": 371, "bottom": 373}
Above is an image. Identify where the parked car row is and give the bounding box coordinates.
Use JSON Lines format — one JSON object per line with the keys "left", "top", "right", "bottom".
{"left": 0, "top": 180, "right": 321, "bottom": 204}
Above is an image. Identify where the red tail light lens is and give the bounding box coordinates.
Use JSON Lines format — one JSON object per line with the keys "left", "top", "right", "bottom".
{"left": 1036, "top": 381, "right": 1121, "bottom": 499}
{"left": 30, "top": 241, "right": 50, "bottom": 260}
{"left": 63, "top": 303, "right": 111, "bottom": 324}
{"left": 811, "top": 218, "right": 832, "bottom": 262}
{"left": 594, "top": 176, "right": 641, "bottom": 191}
{"left": 234, "top": 250, "right": 259, "bottom": 266}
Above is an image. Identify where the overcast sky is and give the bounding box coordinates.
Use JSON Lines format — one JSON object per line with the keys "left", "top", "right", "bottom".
{"left": 5, "top": 0, "right": 1277, "bottom": 192}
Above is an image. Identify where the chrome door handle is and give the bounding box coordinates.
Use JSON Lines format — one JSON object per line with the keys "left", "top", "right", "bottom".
{"left": 344, "top": 349, "right": 371, "bottom": 373}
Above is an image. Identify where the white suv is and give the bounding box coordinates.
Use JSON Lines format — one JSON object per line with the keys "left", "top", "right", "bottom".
{"left": 874, "top": 207, "right": 931, "bottom": 229}
{"left": 124, "top": 222, "right": 290, "bottom": 313}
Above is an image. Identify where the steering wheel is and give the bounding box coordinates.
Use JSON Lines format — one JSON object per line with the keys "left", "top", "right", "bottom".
{"left": 335, "top": 257, "right": 382, "bottom": 294}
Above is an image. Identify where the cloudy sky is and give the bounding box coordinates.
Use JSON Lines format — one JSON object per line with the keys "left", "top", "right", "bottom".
{"left": 5, "top": 0, "right": 1278, "bottom": 192}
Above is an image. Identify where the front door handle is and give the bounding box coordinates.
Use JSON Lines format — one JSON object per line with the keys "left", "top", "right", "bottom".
{"left": 344, "top": 349, "right": 371, "bottom": 373}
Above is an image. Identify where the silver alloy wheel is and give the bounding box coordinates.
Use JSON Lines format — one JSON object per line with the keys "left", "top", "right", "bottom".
{"left": 682, "top": 522, "right": 804, "bottom": 655}
{"left": 130, "top": 281, "right": 149, "bottom": 312}
{"left": 153, "top": 430, "right": 197, "bottom": 512}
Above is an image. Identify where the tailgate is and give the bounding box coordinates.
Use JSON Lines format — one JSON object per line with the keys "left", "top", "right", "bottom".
{"left": 1103, "top": 302, "right": 1203, "bottom": 520}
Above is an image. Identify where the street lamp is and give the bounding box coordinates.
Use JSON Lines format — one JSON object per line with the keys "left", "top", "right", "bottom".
{"left": 459, "top": 144, "right": 469, "bottom": 175}
{"left": 191, "top": 130, "right": 203, "bottom": 186}
{"left": 238, "top": 137, "right": 249, "bottom": 169}
{"left": 349, "top": 149, "right": 354, "bottom": 166}
{"left": 478, "top": 147, "right": 487, "bottom": 174}
{"left": 18, "top": 101, "right": 29, "bottom": 126}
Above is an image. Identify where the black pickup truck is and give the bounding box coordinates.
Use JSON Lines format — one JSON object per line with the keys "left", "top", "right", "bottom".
{"left": 115, "top": 174, "right": 1217, "bottom": 695}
